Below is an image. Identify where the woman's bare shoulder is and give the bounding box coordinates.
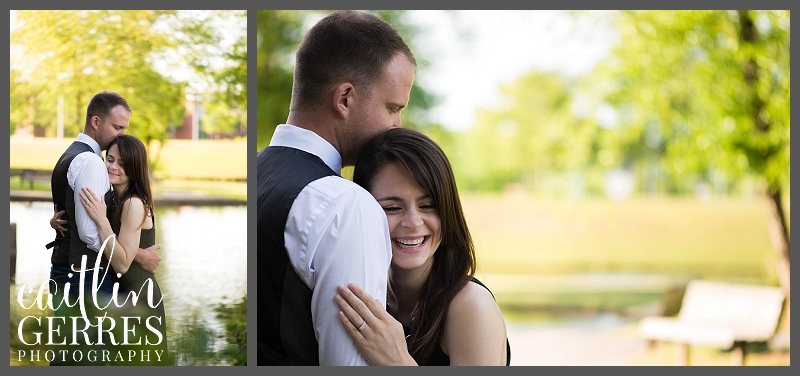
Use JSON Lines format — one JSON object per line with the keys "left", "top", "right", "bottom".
{"left": 120, "top": 196, "right": 145, "bottom": 209}
{"left": 440, "top": 279, "right": 508, "bottom": 364}
{"left": 120, "top": 196, "right": 147, "bottom": 222}
{"left": 449, "top": 279, "right": 500, "bottom": 315}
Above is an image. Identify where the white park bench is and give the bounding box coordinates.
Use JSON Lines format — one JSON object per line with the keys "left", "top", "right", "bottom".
{"left": 638, "top": 279, "right": 785, "bottom": 366}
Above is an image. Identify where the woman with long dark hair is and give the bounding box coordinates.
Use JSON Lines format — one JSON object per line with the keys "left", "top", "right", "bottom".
{"left": 335, "top": 128, "right": 510, "bottom": 366}
{"left": 66, "top": 134, "right": 168, "bottom": 365}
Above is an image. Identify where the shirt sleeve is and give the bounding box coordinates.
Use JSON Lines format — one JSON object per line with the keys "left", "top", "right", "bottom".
{"left": 287, "top": 180, "right": 392, "bottom": 366}
{"left": 67, "top": 152, "right": 110, "bottom": 252}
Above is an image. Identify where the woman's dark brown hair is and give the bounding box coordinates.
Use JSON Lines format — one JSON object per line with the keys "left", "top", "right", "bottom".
{"left": 353, "top": 127, "right": 476, "bottom": 365}
{"left": 108, "top": 135, "right": 154, "bottom": 227}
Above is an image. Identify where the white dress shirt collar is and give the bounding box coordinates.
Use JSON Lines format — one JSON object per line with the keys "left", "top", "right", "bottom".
{"left": 269, "top": 124, "right": 342, "bottom": 174}
{"left": 76, "top": 132, "right": 103, "bottom": 157}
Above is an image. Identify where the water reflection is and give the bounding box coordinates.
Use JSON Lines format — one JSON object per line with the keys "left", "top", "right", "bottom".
{"left": 9, "top": 201, "right": 247, "bottom": 366}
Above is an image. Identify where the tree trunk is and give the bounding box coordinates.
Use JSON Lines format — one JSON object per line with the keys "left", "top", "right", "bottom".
{"left": 738, "top": 10, "right": 790, "bottom": 317}
{"left": 765, "top": 186, "right": 790, "bottom": 316}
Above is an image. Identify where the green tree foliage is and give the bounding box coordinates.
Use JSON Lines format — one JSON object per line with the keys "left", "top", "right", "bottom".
{"left": 215, "top": 297, "right": 247, "bottom": 365}
{"left": 201, "top": 98, "right": 246, "bottom": 137}
{"left": 455, "top": 70, "right": 601, "bottom": 194}
{"left": 183, "top": 10, "right": 248, "bottom": 137}
{"left": 593, "top": 10, "right": 790, "bottom": 302}
{"left": 10, "top": 10, "right": 246, "bottom": 148}
{"left": 256, "top": 10, "right": 437, "bottom": 151}
{"left": 593, "top": 10, "right": 789, "bottom": 194}
{"left": 256, "top": 10, "right": 305, "bottom": 150}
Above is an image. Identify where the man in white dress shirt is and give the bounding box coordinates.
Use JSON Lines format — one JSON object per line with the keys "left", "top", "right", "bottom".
{"left": 257, "top": 10, "right": 416, "bottom": 365}
{"left": 47, "top": 90, "right": 161, "bottom": 365}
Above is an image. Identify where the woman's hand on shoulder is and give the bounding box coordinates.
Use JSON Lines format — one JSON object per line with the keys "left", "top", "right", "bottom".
{"left": 335, "top": 283, "right": 417, "bottom": 366}
{"left": 79, "top": 187, "right": 107, "bottom": 225}
{"left": 441, "top": 281, "right": 508, "bottom": 366}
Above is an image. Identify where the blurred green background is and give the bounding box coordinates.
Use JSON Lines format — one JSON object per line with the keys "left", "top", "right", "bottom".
{"left": 256, "top": 11, "right": 790, "bottom": 365}
{"left": 256, "top": 9, "right": 789, "bottom": 294}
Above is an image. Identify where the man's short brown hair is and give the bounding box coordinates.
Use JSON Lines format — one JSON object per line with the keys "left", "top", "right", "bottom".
{"left": 290, "top": 10, "right": 416, "bottom": 110}
{"left": 85, "top": 90, "right": 131, "bottom": 126}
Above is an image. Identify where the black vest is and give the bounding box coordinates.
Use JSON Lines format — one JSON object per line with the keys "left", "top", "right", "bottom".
{"left": 49, "top": 141, "right": 109, "bottom": 270}
{"left": 257, "top": 146, "right": 337, "bottom": 365}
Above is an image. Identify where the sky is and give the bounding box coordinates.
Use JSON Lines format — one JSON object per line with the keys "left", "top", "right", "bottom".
{"left": 405, "top": 10, "right": 617, "bottom": 132}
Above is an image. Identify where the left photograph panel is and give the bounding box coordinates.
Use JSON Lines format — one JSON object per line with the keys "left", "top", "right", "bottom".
{"left": 9, "top": 10, "right": 248, "bottom": 366}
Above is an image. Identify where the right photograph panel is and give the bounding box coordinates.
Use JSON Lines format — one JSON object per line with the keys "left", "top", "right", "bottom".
{"left": 256, "top": 10, "right": 790, "bottom": 366}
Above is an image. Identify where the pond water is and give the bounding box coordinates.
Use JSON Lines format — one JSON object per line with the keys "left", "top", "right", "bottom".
{"left": 9, "top": 201, "right": 248, "bottom": 366}
{"left": 505, "top": 312, "right": 650, "bottom": 366}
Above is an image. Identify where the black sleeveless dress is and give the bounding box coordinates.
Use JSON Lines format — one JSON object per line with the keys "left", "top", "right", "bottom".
{"left": 110, "top": 205, "right": 169, "bottom": 365}
{"left": 400, "top": 277, "right": 511, "bottom": 366}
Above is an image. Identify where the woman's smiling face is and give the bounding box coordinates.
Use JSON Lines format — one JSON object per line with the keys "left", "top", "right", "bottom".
{"left": 105, "top": 143, "right": 128, "bottom": 186}
{"left": 369, "top": 161, "right": 442, "bottom": 272}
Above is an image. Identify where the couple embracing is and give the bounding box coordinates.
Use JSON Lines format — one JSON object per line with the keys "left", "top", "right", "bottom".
{"left": 257, "top": 10, "right": 510, "bottom": 366}
{"left": 46, "top": 90, "right": 169, "bottom": 365}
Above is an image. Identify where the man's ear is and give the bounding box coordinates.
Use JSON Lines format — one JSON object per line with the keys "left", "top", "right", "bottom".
{"left": 90, "top": 115, "right": 101, "bottom": 130}
{"left": 332, "top": 83, "right": 355, "bottom": 119}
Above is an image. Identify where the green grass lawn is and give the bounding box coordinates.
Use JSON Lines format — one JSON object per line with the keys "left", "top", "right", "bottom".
{"left": 153, "top": 179, "right": 247, "bottom": 201}
{"left": 10, "top": 175, "right": 247, "bottom": 201}
{"left": 10, "top": 137, "right": 246, "bottom": 181}
{"left": 147, "top": 138, "right": 247, "bottom": 181}
{"left": 10, "top": 137, "right": 247, "bottom": 200}
{"left": 466, "top": 194, "right": 780, "bottom": 280}
{"left": 461, "top": 193, "right": 786, "bottom": 312}
{"left": 9, "top": 176, "right": 51, "bottom": 191}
